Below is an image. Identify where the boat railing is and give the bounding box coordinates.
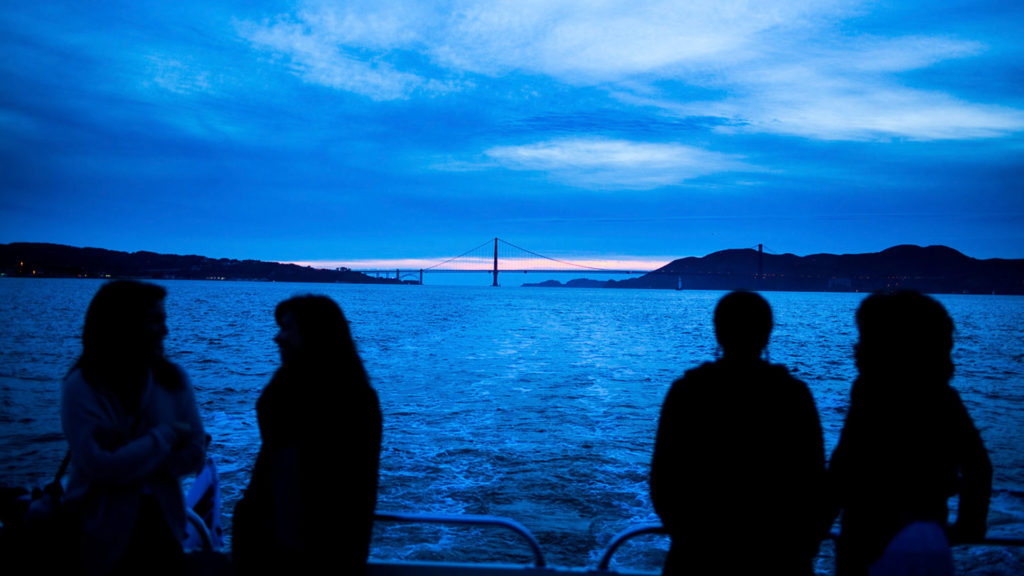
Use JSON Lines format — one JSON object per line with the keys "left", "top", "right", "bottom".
{"left": 594, "top": 524, "right": 666, "bottom": 571}
{"left": 185, "top": 507, "right": 214, "bottom": 551}
{"left": 594, "top": 524, "right": 1024, "bottom": 572}
{"left": 374, "top": 511, "right": 548, "bottom": 568}
{"left": 185, "top": 509, "right": 1024, "bottom": 572}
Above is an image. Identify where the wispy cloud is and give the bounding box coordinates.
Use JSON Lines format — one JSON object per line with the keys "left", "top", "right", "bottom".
{"left": 482, "top": 138, "right": 751, "bottom": 189}
{"left": 144, "top": 55, "right": 215, "bottom": 96}
{"left": 239, "top": 0, "right": 830, "bottom": 93}
{"left": 237, "top": 3, "right": 453, "bottom": 100}
{"left": 626, "top": 34, "right": 1024, "bottom": 141}
{"left": 240, "top": 0, "right": 1023, "bottom": 141}
{"left": 431, "top": 0, "right": 829, "bottom": 80}
{"left": 842, "top": 35, "right": 985, "bottom": 73}
{"left": 635, "top": 76, "right": 1024, "bottom": 142}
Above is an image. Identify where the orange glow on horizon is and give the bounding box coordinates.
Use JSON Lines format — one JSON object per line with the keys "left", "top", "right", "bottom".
{"left": 282, "top": 257, "right": 672, "bottom": 272}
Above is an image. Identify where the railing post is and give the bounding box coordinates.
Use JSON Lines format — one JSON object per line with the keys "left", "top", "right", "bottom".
{"left": 419, "top": 269, "right": 423, "bottom": 285}
{"left": 492, "top": 237, "right": 499, "bottom": 287}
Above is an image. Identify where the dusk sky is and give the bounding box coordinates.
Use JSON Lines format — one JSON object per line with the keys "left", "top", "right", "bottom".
{"left": 2, "top": 1, "right": 1022, "bottom": 271}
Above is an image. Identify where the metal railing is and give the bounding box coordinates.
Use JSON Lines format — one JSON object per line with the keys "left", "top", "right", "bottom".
{"left": 374, "top": 511, "right": 548, "bottom": 568}
{"left": 184, "top": 508, "right": 1024, "bottom": 572}
{"left": 593, "top": 523, "right": 1024, "bottom": 572}
{"left": 595, "top": 524, "right": 667, "bottom": 571}
{"left": 185, "top": 507, "right": 214, "bottom": 551}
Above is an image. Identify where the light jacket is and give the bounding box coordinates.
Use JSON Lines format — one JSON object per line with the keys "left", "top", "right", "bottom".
{"left": 62, "top": 365, "right": 206, "bottom": 576}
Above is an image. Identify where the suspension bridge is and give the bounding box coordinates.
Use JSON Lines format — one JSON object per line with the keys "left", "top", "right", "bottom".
{"left": 354, "top": 238, "right": 655, "bottom": 286}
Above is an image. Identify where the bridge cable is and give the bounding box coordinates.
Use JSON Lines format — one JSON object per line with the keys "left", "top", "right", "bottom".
{"left": 422, "top": 239, "right": 494, "bottom": 271}
{"left": 497, "top": 238, "right": 617, "bottom": 271}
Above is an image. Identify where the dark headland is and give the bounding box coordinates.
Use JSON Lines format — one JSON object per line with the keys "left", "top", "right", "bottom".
{"left": 524, "top": 245, "right": 1024, "bottom": 295}
{"left": 0, "top": 242, "right": 408, "bottom": 285}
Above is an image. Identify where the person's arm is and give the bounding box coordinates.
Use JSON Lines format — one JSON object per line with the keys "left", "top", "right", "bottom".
{"left": 61, "top": 370, "right": 177, "bottom": 485}
{"left": 650, "top": 382, "right": 684, "bottom": 532}
{"left": 823, "top": 419, "right": 849, "bottom": 537}
{"left": 795, "top": 381, "right": 829, "bottom": 554}
{"left": 948, "top": 395, "right": 992, "bottom": 542}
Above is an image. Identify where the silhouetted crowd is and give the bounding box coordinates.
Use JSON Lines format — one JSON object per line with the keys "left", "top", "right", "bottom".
{"left": 35, "top": 282, "right": 995, "bottom": 575}
{"left": 651, "top": 290, "right": 991, "bottom": 576}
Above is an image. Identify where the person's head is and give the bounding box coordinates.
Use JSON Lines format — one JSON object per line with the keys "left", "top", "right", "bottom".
{"left": 82, "top": 280, "right": 168, "bottom": 364}
{"left": 273, "top": 295, "right": 358, "bottom": 367}
{"left": 854, "top": 290, "right": 954, "bottom": 384}
{"left": 77, "top": 280, "right": 177, "bottom": 397}
{"left": 714, "top": 290, "right": 773, "bottom": 360}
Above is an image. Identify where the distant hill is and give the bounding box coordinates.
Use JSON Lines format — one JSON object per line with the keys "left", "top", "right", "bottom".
{"left": 522, "top": 278, "right": 609, "bottom": 288}
{"left": 0, "top": 242, "right": 406, "bottom": 285}
{"left": 531, "top": 245, "right": 1024, "bottom": 295}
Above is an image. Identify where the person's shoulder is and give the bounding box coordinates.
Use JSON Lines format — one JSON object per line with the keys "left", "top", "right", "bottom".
{"left": 666, "top": 362, "right": 718, "bottom": 398}
{"left": 756, "top": 363, "right": 814, "bottom": 402}
{"left": 680, "top": 361, "right": 718, "bottom": 381}
{"left": 770, "top": 362, "right": 819, "bottom": 407}
{"left": 169, "top": 361, "right": 191, "bottom": 384}
{"left": 61, "top": 366, "right": 104, "bottom": 411}
{"left": 62, "top": 366, "right": 89, "bottom": 394}
{"left": 64, "top": 365, "right": 85, "bottom": 383}
{"left": 943, "top": 384, "right": 965, "bottom": 404}
{"left": 154, "top": 358, "right": 193, "bottom": 391}
{"left": 764, "top": 362, "right": 806, "bottom": 385}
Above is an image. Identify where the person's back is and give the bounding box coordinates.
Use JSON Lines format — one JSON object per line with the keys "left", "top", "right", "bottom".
{"left": 650, "top": 291, "right": 825, "bottom": 575}
{"left": 233, "top": 295, "right": 382, "bottom": 576}
{"left": 828, "top": 291, "right": 991, "bottom": 575}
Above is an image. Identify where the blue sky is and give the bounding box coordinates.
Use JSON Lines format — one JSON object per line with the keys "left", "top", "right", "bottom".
{"left": 1, "top": 0, "right": 1022, "bottom": 271}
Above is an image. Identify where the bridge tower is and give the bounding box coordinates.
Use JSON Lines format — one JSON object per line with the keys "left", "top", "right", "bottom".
{"left": 492, "top": 237, "right": 499, "bottom": 287}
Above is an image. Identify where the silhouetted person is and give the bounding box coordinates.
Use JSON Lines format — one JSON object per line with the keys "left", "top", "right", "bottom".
{"left": 61, "top": 280, "right": 207, "bottom": 576}
{"left": 233, "top": 295, "right": 382, "bottom": 575}
{"left": 650, "top": 290, "right": 826, "bottom": 575}
{"left": 828, "top": 291, "right": 992, "bottom": 575}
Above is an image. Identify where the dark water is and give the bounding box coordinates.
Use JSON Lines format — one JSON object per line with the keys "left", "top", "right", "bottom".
{"left": 1, "top": 278, "right": 1022, "bottom": 573}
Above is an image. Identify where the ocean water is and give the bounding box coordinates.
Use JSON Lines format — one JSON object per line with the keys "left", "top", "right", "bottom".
{"left": 1, "top": 278, "right": 1022, "bottom": 573}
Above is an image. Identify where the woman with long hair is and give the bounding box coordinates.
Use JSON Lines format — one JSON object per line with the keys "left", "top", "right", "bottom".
{"left": 233, "top": 295, "right": 382, "bottom": 575}
{"left": 828, "top": 291, "right": 991, "bottom": 575}
{"left": 61, "top": 280, "right": 206, "bottom": 576}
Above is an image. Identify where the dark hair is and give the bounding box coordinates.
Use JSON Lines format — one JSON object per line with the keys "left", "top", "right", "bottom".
{"left": 854, "top": 290, "right": 954, "bottom": 385}
{"left": 275, "top": 295, "right": 369, "bottom": 386}
{"left": 714, "top": 290, "right": 773, "bottom": 358}
{"left": 76, "top": 280, "right": 180, "bottom": 403}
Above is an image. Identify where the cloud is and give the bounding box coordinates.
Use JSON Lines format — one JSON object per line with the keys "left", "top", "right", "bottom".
{"left": 238, "top": 3, "right": 451, "bottom": 100}
{"left": 144, "top": 56, "right": 215, "bottom": 96}
{"left": 628, "top": 47, "right": 1024, "bottom": 141}
{"left": 239, "top": 0, "right": 1024, "bottom": 140}
{"left": 842, "top": 35, "right": 985, "bottom": 73}
{"left": 737, "top": 89, "right": 1024, "bottom": 142}
{"left": 432, "top": 0, "right": 829, "bottom": 80}
{"left": 482, "top": 138, "right": 751, "bottom": 189}
{"left": 241, "top": 0, "right": 833, "bottom": 90}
